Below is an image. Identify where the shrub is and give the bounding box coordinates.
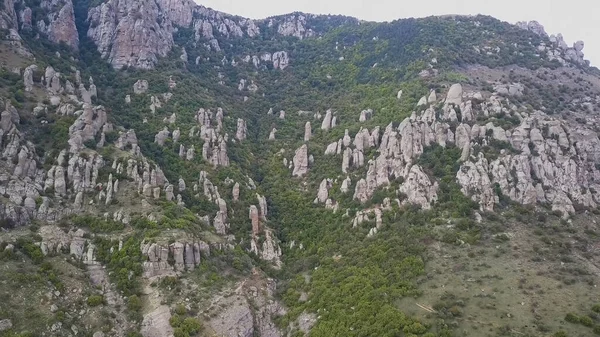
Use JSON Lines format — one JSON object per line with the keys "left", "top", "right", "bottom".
{"left": 170, "top": 314, "right": 182, "bottom": 328}
{"left": 84, "top": 139, "right": 97, "bottom": 148}
{"left": 565, "top": 312, "right": 579, "bottom": 323}
{"left": 174, "top": 304, "right": 187, "bottom": 316}
{"left": 127, "top": 295, "right": 142, "bottom": 313}
{"left": 579, "top": 315, "right": 594, "bottom": 327}
{"left": 170, "top": 316, "right": 202, "bottom": 337}
{"left": 87, "top": 295, "right": 105, "bottom": 307}
{"left": 173, "top": 328, "right": 188, "bottom": 337}
{"left": 403, "top": 322, "right": 427, "bottom": 335}
{"left": 181, "top": 318, "right": 202, "bottom": 334}
{"left": 15, "top": 237, "right": 44, "bottom": 264}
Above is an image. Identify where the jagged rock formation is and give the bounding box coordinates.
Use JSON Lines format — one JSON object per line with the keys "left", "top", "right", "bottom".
{"left": 304, "top": 122, "right": 312, "bottom": 141}
{"left": 516, "top": 20, "right": 588, "bottom": 66}
{"left": 23, "top": 64, "right": 37, "bottom": 92}
{"left": 87, "top": 0, "right": 184, "bottom": 69}
{"left": 359, "top": 109, "right": 373, "bottom": 122}
{"left": 140, "top": 240, "right": 209, "bottom": 277}
{"left": 314, "top": 178, "right": 331, "bottom": 204}
{"left": 321, "top": 109, "right": 336, "bottom": 130}
{"left": 133, "top": 80, "right": 149, "bottom": 94}
{"left": 34, "top": 0, "right": 79, "bottom": 49}
{"left": 310, "top": 81, "right": 600, "bottom": 217}
{"left": 84, "top": 0, "right": 329, "bottom": 69}
{"left": 39, "top": 226, "right": 98, "bottom": 264}
{"left": 68, "top": 104, "right": 109, "bottom": 152}
{"left": 214, "top": 197, "right": 229, "bottom": 234}
{"left": 257, "top": 194, "right": 268, "bottom": 220}
{"left": 251, "top": 229, "right": 282, "bottom": 268}
{"left": 236, "top": 118, "right": 247, "bottom": 141}
{"left": 250, "top": 205, "right": 260, "bottom": 236}
{"left": 232, "top": 182, "right": 240, "bottom": 201}
{"left": 292, "top": 144, "right": 309, "bottom": 177}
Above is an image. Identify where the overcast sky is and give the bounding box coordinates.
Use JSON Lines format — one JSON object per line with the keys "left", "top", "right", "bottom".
{"left": 196, "top": 0, "right": 600, "bottom": 67}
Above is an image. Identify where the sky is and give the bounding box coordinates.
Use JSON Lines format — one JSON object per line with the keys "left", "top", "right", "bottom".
{"left": 196, "top": 0, "right": 600, "bottom": 67}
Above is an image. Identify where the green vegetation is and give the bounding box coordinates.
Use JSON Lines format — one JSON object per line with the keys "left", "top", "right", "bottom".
{"left": 564, "top": 305, "right": 600, "bottom": 335}
{"left": 86, "top": 295, "right": 105, "bottom": 307}
{"left": 170, "top": 304, "right": 203, "bottom": 337}
{"left": 69, "top": 215, "right": 125, "bottom": 233}
{"left": 94, "top": 236, "right": 143, "bottom": 296}
{"left": 418, "top": 145, "right": 479, "bottom": 217}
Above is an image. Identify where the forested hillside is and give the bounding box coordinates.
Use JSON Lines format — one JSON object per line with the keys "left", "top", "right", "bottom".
{"left": 1, "top": 0, "right": 600, "bottom": 336}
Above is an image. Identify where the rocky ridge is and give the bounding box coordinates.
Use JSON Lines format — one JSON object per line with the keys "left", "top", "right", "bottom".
{"left": 308, "top": 79, "right": 600, "bottom": 236}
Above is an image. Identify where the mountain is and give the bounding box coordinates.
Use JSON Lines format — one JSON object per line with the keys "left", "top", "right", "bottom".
{"left": 1, "top": 0, "right": 600, "bottom": 336}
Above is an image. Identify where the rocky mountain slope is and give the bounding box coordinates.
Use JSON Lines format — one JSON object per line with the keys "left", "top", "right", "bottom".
{"left": 1, "top": 0, "right": 600, "bottom": 336}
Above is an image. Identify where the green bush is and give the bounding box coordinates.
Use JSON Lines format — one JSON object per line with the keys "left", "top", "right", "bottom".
{"left": 71, "top": 215, "right": 125, "bottom": 233}
{"left": 565, "top": 312, "right": 579, "bottom": 323}
{"left": 174, "top": 304, "right": 187, "bottom": 316}
{"left": 87, "top": 295, "right": 105, "bottom": 307}
{"left": 169, "top": 314, "right": 182, "bottom": 328}
{"left": 84, "top": 139, "right": 97, "bottom": 148}
{"left": 181, "top": 318, "right": 202, "bottom": 335}
{"left": 170, "top": 315, "right": 202, "bottom": 337}
{"left": 15, "top": 237, "right": 44, "bottom": 264}
{"left": 173, "top": 328, "right": 188, "bottom": 337}
{"left": 127, "top": 295, "right": 142, "bottom": 313}
{"left": 580, "top": 315, "right": 594, "bottom": 327}
{"left": 403, "top": 322, "right": 427, "bottom": 335}
{"left": 94, "top": 237, "right": 144, "bottom": 296}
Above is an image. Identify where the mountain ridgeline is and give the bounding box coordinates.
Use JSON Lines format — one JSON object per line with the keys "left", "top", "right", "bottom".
{"left": 1, "top": 0, "right": 600, "bottom": 336}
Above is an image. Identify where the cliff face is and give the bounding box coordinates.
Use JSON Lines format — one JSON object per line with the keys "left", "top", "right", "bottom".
{"left": 86, "top": 0, "right": 179, "bottom": 69}
{"left": 85, "top": 0, "right": 263, "bottom": 69}
{"left": 85, "top": 0, "right": 359, "bottom": 69}
{"left": 38, "top": 0, "right": 79, "bottom": 49}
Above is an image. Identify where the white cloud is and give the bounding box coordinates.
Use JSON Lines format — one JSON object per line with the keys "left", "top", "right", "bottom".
{"left": 196, "top": 0, "right": 600, "bottom": 67}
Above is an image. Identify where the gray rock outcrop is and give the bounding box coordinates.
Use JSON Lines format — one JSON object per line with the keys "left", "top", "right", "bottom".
{"left": 292, "top": 144, "right": 309, "bottom": 177}
{"left": 140, "top": 239, "right": 207, "bottom": 277}
{"left": 321, "top": 109, "right": 334, "bottom": 130}
{"left": 304, "top": 122, "right": 312, "bottom": 141}
{"left": 236, "top": 118, "right": 247, "bottom": 141}
{"left": 23, "top": 64, "right": 37, "bottom": 92}
{"left": 37, "top": 0, "right": 79, "bottom": 49}
{"left": 232, "top": 182, "right": 240, "bottom": 201}
{"left": 250, "top": 205, "right": 260, "bottom": 236}
{"left": 133, "top": 80, "right": 149, "bottom": 94}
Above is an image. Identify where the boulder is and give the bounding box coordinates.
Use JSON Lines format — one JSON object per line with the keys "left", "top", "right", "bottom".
{"left": 445, "top": 83, "right": 463, "bottom": 106}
